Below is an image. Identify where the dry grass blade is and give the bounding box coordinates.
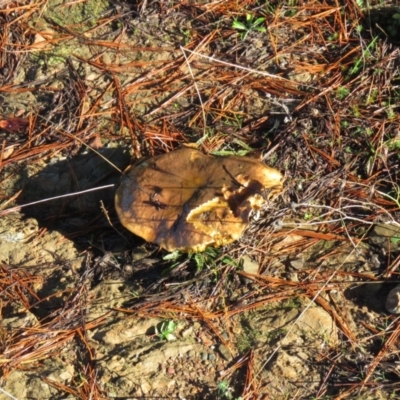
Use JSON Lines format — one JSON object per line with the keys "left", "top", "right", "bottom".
{"left": 0, "top": 264, "right": 107, "bottom": 381}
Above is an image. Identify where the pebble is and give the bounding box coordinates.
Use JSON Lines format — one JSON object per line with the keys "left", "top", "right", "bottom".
{"left": 240, "top": 256, "right": 259, "bottom": 284}
{"left": 372, "top": 223, "right": 400, "bottom": 238}
{"left": 386, "top": 284, "right": 400, "bottom": 314}
{"left": 290, "top": 258, "right": 305, "bottom": 270}
{"left": 208, "top": 353, "right": 216, "bottom": 361}
{"left": 242, "top": 255, "right": 259, "bottom": 275}
{"left": 218, "top": 344, "right": 232, "bottom": 362}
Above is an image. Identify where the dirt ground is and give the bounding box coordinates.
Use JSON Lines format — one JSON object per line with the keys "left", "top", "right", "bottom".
{"left": 1, "top": 1, "right": 400, "bottom": 399}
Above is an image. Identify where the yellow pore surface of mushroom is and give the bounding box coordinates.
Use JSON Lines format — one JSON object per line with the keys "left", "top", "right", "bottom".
{"left": 115, "top": 148, "right": 283, "bottom": 252}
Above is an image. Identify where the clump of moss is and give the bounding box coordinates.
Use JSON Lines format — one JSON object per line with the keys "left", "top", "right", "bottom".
{"left": 44, "top": 0, "right": 109, "bottom": 30}
{"left": 28, "top": 0, "right": 110, "bottom": 68}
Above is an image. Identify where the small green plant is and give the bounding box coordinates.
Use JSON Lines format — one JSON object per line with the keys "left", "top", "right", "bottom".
{"left": 163, "top": 250, "right": 181, "bottom": 261}
{"left": 391, "top": 236, "right": 400, "bottom": 245}
{"left": 221, "top": 254, "right": 240, "bottom": 267}
{"left": 349, "top": 35, "right": 379, "bottom": 75}
{"left": 366, "top": 88, "right": 378, "bottom": 105}
{"left": 336, "top": 86, "right": 350, "bottom": 100}
{"left": 386, "top": 105, "right": 396, "bottom": 120}
{"left": 341, "top": 120, "right": 349, "bottom": 128}
{"left": 236, "top": 326, "right": 261, "bottom": 352}
{"left": 267, "top": 327, "right": 288, "bottom": 342}
{"left": 351, "top": 105, "right": 361, "bottom": 117}
{"left": 387, "top": 139, "right": 400, "bottom": 150}
{"left": 155, "top": 320, "right": 177, "bottom": 341}
{"left": 365, "top": 127, "right": 373, "bottom": 136}
{"left": 303, "top": 212, "right": 313, "bottom": 221}
{"left": 217, "top": 380, "right": 235, "bottom": 399}
{"left": 232, "top": 14, "right": 266, "bottom": 40}
{"left": 328, "top": 32, "right": 339, "bottom": 41}
{"left": 190, "top": 247, "right": 220, "bottom": 271}
{"left": 161, "top": 250, "right": 184, "bottom": 275}
{"left": 262, "top": 1, "right": 278, "bottom": 16}
{"left": 211, "top": 137, "right": 253, "bottom": 156}
{"left": 282, "top": 297, "right": 302, "bottom": 309}
{"left": 179, "top": 28, "right": 191, "bottom": 45}
{"left": 162, "top": 247, "right": 224, "bottom": 275}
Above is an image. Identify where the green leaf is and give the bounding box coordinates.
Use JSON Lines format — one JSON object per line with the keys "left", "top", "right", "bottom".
{"left": 163, "top": 250, "right": 181, "bottom": 261}
{"left": 161, "top": 262, "right": 180, "bottom": 276}
{"left": 164, "top": 332, "right": 176, "bottom": 341}
{"left": 221, "top": 256, "right": 239, "bottom": 267}
{"left": 391, "top": 236, "right": 400, "bottom": 244}
{"left": 233, "top": 138, "right": 253, "bottom": 151}
{"left": 158, "top": 321, "right": 177, "bottom": 341}
{"left": 253, "top": 17, "right": 266, "bottom": 27}
{"left": 232, "top": 20, "right": 247, "bottom": 30}
{"left": 194, "top": 253, "right": 205, "bottom": 270}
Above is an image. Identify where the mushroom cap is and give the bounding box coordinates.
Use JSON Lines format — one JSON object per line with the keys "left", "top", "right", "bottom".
{"left": 115, "top": 148, "right": 283, "bottom": 252}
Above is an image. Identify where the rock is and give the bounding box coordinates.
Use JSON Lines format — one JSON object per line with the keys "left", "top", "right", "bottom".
{"left": 241, "top": 255, "right": 259, "bottom": 283}
{"left": 370, "top": 223, "right": 400, "bottom": 251}
{"left": 1, "top": 371, "right": 28, "bottom": 400}
{"left": 221, "top": 331, "right": 229, "bottom": 341}
{"left": 289, "top": 257, "right": 305, "bottom": 270}
{"left": 107, "top": 355, "right": 126, "bottom": 372}
{"left": 242, "top": 255, "right": 259, "bottom": 274}
{"left": 26, "top": 376, "right": 54, "bottom": 399}
{"left": 0, "top": 213, "right": 83, "bottom": 268}
{"left": 294, "top": 306, "right": 338, "bottom": 346}
{"left": 257, "top": 303, "right": 338, "bottom": 346}
{"left": 1, "top": 311, "right": 38, "bottom": 330}
{"left": 273, "top": 350, "right": 311, "bottom": 380}
{"left": 263, "top": 348, "right": 320, "bottom": 396}
{"left": 270, "top": 234, "right": 304, "bottom": 252}
{"left": 182, "top": 326, "right": 195, "bottom": 338}
{"left": 94, "top": 317, "right": 161, "bottom": 345}
{"left": 58, "top": 369, "right": 74, "bottom": 382}
{"left": 218, "top": 344, "right": 232, "bottom": 362}
{"left": 386, "top": 285, "right": 400, "bottom": 314}
{"left": 87, "top": 281, "right": 138, "bottom": 321}
{"left": 0, "top": 214, "right": 38, "bottom": 243}
{"left": 372, "top": 223, "right": 400, "bottom": 238}
{"left": 139, "top": 380, "right": 152, "bottom": 395}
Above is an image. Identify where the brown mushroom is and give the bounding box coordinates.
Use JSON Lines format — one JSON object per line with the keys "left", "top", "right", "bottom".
{"left": 115, "top": 148, "right": 283, "bottom": 252}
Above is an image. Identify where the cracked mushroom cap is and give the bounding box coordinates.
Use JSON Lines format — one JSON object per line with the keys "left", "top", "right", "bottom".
{"left": 115, "top": 148, "right": 283, "bottom": 252}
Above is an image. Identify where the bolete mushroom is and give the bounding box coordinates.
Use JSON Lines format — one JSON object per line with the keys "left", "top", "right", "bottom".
{"left": 115, "top": 148, "right": 283, "bottom": 252}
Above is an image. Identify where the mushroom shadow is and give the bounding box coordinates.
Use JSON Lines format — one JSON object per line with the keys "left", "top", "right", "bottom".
{"left": 14, "top": 146, "right": 133, "bottom": 250}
